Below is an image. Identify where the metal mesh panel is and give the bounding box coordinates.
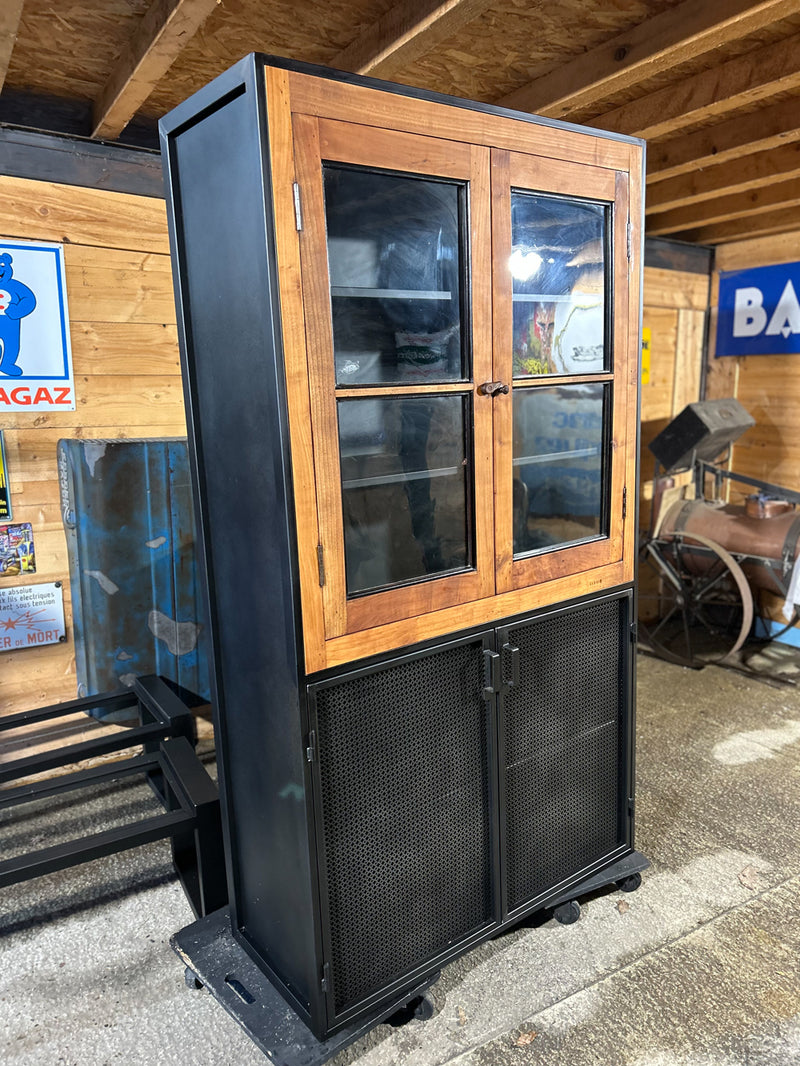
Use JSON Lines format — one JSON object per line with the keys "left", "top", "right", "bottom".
{"left": 503, "top": 598, "right": 625, "bottom": 911}
{"left": 312, "top": 640, "right": 494, "bottom": 1015}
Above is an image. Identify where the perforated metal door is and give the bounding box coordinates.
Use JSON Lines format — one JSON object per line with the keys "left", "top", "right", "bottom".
{"left": 501, "top": 595, "right": 629, "bottom": 913}
{"left": 309, "top": 637, "right": 496, "bottom": 1019}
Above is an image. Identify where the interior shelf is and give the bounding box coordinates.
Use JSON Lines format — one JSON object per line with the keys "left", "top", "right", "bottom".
{"left": 342, "top": 465, "right": 461, "bottom": 490}
{"left": 513, "top": 446, "right": 599, "bottom": 467}
{"left": 512, "top": 292, "right": 601, "bottom": 303}
{"left": 330, "top": 286, "right": 452, "bottom": 300}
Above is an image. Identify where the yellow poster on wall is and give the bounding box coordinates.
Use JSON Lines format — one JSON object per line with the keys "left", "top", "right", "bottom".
{"left": 0, "top": 431, "right": 10, "bottom": 521}
{"left": 641, "top": 326, "right": 651, "bottom": 385}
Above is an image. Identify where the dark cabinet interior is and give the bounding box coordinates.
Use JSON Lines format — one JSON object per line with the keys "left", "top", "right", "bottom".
{"left": 324, "top": 166, "right": 468, "bottom": 388}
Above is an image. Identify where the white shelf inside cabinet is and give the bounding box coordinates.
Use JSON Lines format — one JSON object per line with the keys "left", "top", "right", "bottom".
{"left": 513, "top": 446, "right": 600, "bottom": 467}
{"left": 512, "top": 292, "right": 602, "bottom": 303}
{"left": 342, "top": 465, "right": 462, "bottom": 489}
{"left": 330, "top": 286, "right": 452, "bottom": 300}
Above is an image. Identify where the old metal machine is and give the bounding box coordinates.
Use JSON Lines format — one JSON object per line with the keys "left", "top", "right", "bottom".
{"left": 639, "top": 398, "right": 800, "bottom": 667}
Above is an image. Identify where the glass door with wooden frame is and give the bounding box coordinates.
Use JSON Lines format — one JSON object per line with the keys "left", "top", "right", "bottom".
{"left": 292, "top": 117, "right": 495, "bottom": 640}
{"left": 491, "top": 150, "right": 632, "bottom": 595}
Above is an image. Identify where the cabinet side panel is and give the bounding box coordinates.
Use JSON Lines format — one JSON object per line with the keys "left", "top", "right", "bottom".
{"left": 162, "top": 85, "right": 317, "bottom": 1009}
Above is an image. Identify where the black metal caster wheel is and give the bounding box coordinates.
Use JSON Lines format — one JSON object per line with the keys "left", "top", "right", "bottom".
{"left": 553, "top": 899, "right": 581, "bottom": 925}
{"left": 618, "top": 872, "right": 642, "bottom": 893}
{"left": 184, "top": 966, "right": 204, "bottom": 990}
{"left": 387, "top": 993, "right": 435, "bottom": 1027}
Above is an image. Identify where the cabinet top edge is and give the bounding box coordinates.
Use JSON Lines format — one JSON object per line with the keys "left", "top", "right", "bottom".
{"left": 158, "top": 52, "right": 646, "bottom": 153}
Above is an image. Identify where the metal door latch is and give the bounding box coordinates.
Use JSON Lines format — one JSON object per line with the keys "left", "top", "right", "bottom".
{"left": 478, "top": 381, "right": 510, "bottom": 396}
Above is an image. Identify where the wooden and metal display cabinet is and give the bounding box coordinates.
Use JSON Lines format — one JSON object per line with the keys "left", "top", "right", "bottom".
{"left": 160, "top": 54, "right": 645, "bottom": 1042}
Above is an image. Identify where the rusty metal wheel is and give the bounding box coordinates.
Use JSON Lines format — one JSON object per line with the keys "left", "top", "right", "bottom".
{"left": 638, "top": 531, "right": 754, "bottom": 668}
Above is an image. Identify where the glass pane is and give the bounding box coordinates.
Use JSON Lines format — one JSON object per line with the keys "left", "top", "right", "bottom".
{"left": 510, "top": 193, "right": 607, "bottom": 377}
{"left": 324, "top": 166, "right": 467, "bottom": 386}
{"left": 338, "top": 395, "right": 472, "bottom": 595}
{"left": 512, "top": 384, "right": 607, "bottom": 556}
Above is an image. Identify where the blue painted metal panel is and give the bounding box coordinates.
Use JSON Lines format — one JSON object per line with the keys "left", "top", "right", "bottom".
{"left": 58, "top": 438, "right": 210, "bottom": 712}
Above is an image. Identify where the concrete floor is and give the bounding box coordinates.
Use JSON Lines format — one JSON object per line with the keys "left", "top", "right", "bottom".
{"left": 3, "top": 648, "right": 800, "bottom": 1065}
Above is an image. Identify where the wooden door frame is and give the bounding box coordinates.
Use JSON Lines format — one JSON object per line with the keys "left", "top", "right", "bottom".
{"left": 491, "top": 149, "right": 633, "bottom": 595}
{"left": 291, "top": 114, "right": 496, "bottom": 641}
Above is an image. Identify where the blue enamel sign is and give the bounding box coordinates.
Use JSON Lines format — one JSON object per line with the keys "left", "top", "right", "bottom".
{"left": 716, "top": 262, "right": 800, "bottom": 357}
{"left": 0, "top": 239, "right": 75, "bottom": 410}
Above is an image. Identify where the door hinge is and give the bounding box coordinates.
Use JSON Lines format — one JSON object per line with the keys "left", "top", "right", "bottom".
{"left": 630, "top": 621, "right": 638, "bottom": 643}
{"left": 320, "top": 963, "right": 330, "bottom": 993}
{"left": 306, "top": 729, "right": 316, "bottom": 763}
{"left": 626, "top": 219, "right": 632, "bottom": 261}
{"left": 293, "top": 182, "right": 303, "bottom": 231}
{"left": 622, "top": 485, "right": 627, "bottom": 520}
{"left": 317, "top": 543, "right": 325, "bottom": 586}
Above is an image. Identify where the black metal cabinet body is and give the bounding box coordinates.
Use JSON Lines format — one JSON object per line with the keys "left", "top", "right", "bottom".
{"left": 160, "top": 54, "right": 642, "bottom": 1040}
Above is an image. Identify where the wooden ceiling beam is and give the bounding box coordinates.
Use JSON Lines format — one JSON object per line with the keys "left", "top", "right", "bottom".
{"left": 646, "top": 177, "right": 800, "bottom": 235}
{"left": 646, "top": 142, "right": 800, "bottom": 213}
{"left": 330, "top": 0, "right": 491, "bottom": 79}
{"left": 647, "top": 97, "right": 800, "bottom": 183}
{"left": 497, "top": 0, "right": 797, "bottom": 119}
{"left": 673, "top": 205, "right": 800, "bottom": 245}
{"left": 591, "top": 31, "right": 800, "bottom": 139}
{"left": 0, "top": 0, "right": 25, "bottom": 95}
{"left": 91, "top": 0, "right": 220, "bottom": 140}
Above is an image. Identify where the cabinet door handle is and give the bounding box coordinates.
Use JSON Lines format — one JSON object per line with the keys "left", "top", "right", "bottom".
{"left": 502, "top": 643, "right": 520, "bottom": 689}
{"left": 483, "top": 649, "right": 501, "bottom": 699}
{"left": 478, "top": 381, "right": 510, "bottom": 396}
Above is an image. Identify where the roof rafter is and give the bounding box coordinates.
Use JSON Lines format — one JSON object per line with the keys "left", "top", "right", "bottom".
{"left": 329, "top": 0, "right": 491, "bottom": 79}
{"left": 0, "top": 0, "right": 25, "bottom": 95}
{"left": 647, "top": 177, "right": 800, "bottom": 235}
{"left": 647, "top": 97, "right": 800, "bottom": 183}
{"left": 498, "top": 0, "right": 798, "bottom": 119}
{"left": 591, "top": 30, "right": 800, "bottom": 139}
{"left": 91, "top": 0, "right": 220, "bottom": 140}
{"left": 646, "top": 142, "right": 800, "bottom": 213}
{"left": 675, "top": 204, "right": 800, "bottom": 244}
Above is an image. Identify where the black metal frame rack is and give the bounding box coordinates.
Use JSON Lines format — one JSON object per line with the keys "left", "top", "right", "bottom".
{"left": 0, "top": 675, "right": 227, "bottom": 919}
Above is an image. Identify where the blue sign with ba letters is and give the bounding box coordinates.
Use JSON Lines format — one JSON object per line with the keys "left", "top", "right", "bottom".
{"left": 716, "top": 262, "right": 800, "bottom": 357}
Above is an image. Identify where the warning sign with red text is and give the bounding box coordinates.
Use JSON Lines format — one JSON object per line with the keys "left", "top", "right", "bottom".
{"left": 0, "top": 239, "right": 75, "bottom": 411}
{"left": 0, "top": 582, "right": 66, "bottom": 651}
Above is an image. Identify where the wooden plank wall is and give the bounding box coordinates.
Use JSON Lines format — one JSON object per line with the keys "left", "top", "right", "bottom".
{"left": 705, "top": 227, "right": 800, "bottom": 631}
{"left": 0, "top": 174, "right": 185, "bottom": 724}
{"left": 639, "top": 264, "right": 709, "bottom": 521}
{"left": 637, "top": 263, "right": 708, "bottom": 624}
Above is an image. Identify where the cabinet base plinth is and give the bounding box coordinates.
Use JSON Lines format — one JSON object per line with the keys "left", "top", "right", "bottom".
{"left": 547, "top": 851, "right": 650, "bottom": 911}
{"left": 171, "top": 907, "right": 437, "bottom": 1064}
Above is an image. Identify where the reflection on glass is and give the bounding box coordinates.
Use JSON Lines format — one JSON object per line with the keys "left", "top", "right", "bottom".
{"left": 324, "top": 166, "right": 467, "bottom": 386}
{"left": 512, "top": 384, "right": 607, "bottom": 556}
{"left": 510, "top": 193, "right": 607, "bottom": 377}
{"left": 338, "top": 395, "right": 472, "bottom": 595}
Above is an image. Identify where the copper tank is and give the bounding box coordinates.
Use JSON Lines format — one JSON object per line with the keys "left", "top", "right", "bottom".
{"left": 658, "top": 498, "right": 800, "bottom": 594}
